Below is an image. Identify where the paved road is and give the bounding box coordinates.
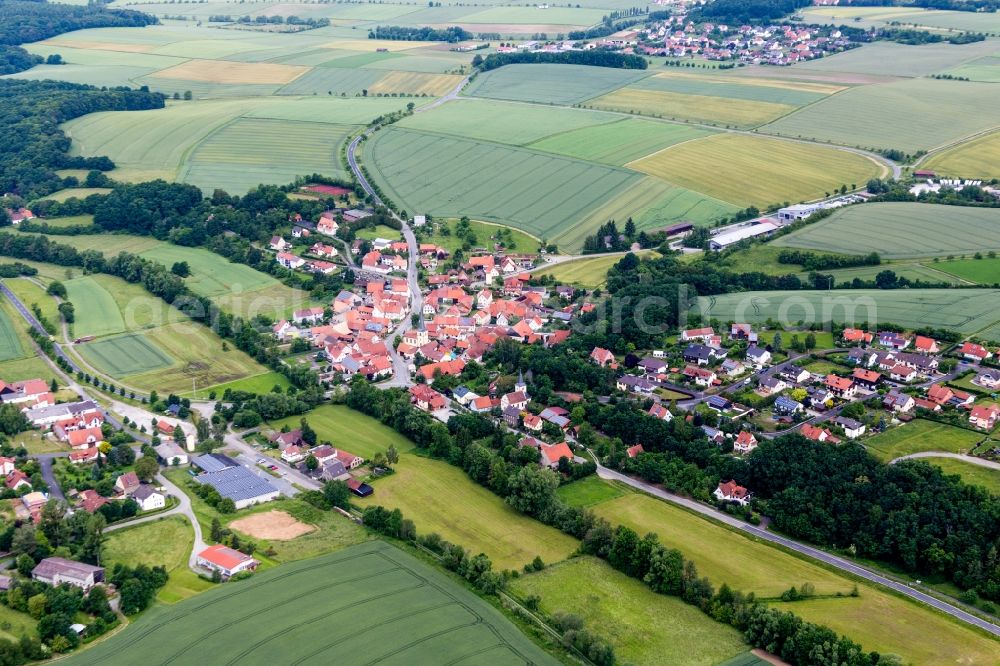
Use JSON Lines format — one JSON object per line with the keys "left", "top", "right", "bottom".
{"left": 222, "top": 430, "right": 320, "bottom": 492}
{"left": 36, "top": 456, "right": 66, "bottom": 502}
{"left": 592, "top": 460, "right": 1000, "bottom": 638}
{"left": 892, "top": 451, "right": 1000, "bottom": 470}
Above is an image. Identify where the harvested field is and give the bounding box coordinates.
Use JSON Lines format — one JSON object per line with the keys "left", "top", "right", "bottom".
{"left": 455, "top": 6, "right": 605, "bottom": 25}
{"left": 366, "top": 70, "right": 463, "bottom": 96}
{"left": 465, "top": 63, "right": 649, "bottom": 105}
{"left": 773, "top": 202, "right": 1000, "bottom": 258}
{"left": 150, "top": 59, "right": 309, "bottom": 84}
{"left": 628, "top": 134, "right": 882, "bottom": 208}
{"left": 923, "top": 130, "right": 1000, "bottom": 178}
{"left": 229, "top": 510, "right": 315, "bottom": 540}
{"left": 535, "top": 251, "right": 658, "bottom": 288}
{"left": 588, "top": 87, "right": 797, "bottom": 128}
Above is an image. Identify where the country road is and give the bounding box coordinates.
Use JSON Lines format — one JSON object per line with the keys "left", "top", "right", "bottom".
{"left": 892, "top": 451, "right": 1000, "bottom": 470}
{"left": 592, "top": 459, "right": 1000, "bottom": 638}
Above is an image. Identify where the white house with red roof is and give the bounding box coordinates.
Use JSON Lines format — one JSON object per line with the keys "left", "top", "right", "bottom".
{"left": 824, "top": 374, "right": 856, "bottom": 399}
{"left": 648, "top": 403, "right": 672, "bottom": 421}
{"left": 293, "top": 307, "right": 325, "bottom": 324}
{"left": 960, "top": 342, "right": 992, "bottom": 362}
{"left": 841, "top": 328, "right": 873, "bottom": 345}
{"left": 714, "top": 480, "right": 750, "bottom": 505}
{"left": 913, "top": 336, "right": 939, "bottom": 354}
{"left": 500, "top": 391, "right": 528, "bottom": 411}
{"left": 969, "top": 403, "right": 1000, "bottom": 430}
{"left": 734, "top": 431, "right": 758, "bottom": 454}
{"left": 69, "top": 447, "right": 101, "bottom": 465}
{"left": 539, "top": 441, "right": 574, "bottom": 468}
{"left": 317, "top": 215, "right": 339, "bottom": 236}
{"left": 800, "top": 423, "right": 839, "bottom": 444}
{"left": 5, "top": 208, "right": 33, "bottom": 225}
{"left": 66, "top": 427, "right": 103, "bottom": 450}
{"left": 197, "top": 544, "right": 259, "bottom": 579}
{"left": 626, "top": 443, "right": 645, "bottom": 458}
{"left": 590, "top": 347, "right": 615, "bottom": 367}
{"left": 680, "top": 327, "right": 715, "bottom": 342}
{"left": 409, "top": 384, "right": 447, "bottom": 412}
{"left": 276, "top": 252, "right": 305, "bottom": 270}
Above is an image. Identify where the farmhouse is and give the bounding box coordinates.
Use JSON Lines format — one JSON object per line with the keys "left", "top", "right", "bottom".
{"left": 539, "top": 442, "right": 574, "bottom": 468}
{"left": 32, "top": 557, "right": 104, "bottom": 592}
{"left": 679, "top": 327, "right": 715, "bottom": 342}
{"left": 197, "top": 544, "right": 259, "bottom": 579}
{"left": 708, "top": 220, "right": 779, "bottom": 251}
{"left": 842, "top": 328, "right": 873, "bottom": 345}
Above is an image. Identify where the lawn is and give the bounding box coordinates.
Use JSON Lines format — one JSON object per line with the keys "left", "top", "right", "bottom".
{"left": 464, "top": 63, "right": 650, "bottom": 105}
{"left": 65, "top": 541, "right": 556, "bottom": 666}
{"left": 356, "top": 453, "right": 579, "bottom": 571}
{"left": 512, "top": 557, "right": 747, "bottom": 665}
{"left": 188, "top": 371, "right": 291, "bottom": 399}
{"left": 755, "top": 329, "right": 836, "bottom": 350}
{"left": 762, "top": 78, "right": 1000, "bottom": 153}
{"left": 422, "top": 218, "right": 540, "bottom": 254}
{"left": 864, "top": 419, "right": 985, "bottom": 461}
{"left": 697, "top": 288, "right": 1000, "bottom": 334}
{"left": 527, "top": 117, "right": 715, "bottom": 166}
{"left": 924, "top": 129, "right": 1000, "bottom": 179}
{"left": 628, "top": 133, "right": 883, "bottom": 208}
{"left": 590, "top": 493, "right": 1000, "bottom": 664}
{"left": 774, "top": 203, "right": 1000, "bottom": 259}
{"left": 11, "top": 430, "right": 66, "bottom": 455}
{"left": 0, "top": 604, "right": 36, "bottom": 642}
{"left": 103, "top": 516, "right": 215, "bottom": 603}
{"left": 555, "top": 476, "right": 624, "bottom": 508}
{"left": 801, "top": 359, "right": 846, "bottom": 376}
{"left": 588, "top": 86, "right": 797, "bottom": 128}
{"left": 267, "top": 404, "right": 416, "bottom": 461}
{"left": 921, "top": 457, "right": 1000, "bottom": 495}
{"left": 366, "top": 126, "right": 641, "bottom": 244}
{"left": 535, "top": 252, "right": 658, "bottom": 288}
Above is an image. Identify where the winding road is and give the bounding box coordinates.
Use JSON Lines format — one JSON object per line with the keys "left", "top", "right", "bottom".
{"left": 592, "top": 459, "right": 1000, "bottom": 638}
{"left": 892, "top": 451, "right": 1000, "bottom": 470}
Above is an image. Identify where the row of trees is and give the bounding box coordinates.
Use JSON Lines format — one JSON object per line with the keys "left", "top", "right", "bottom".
{"left": 477, "top": 50, "right": 648, "bottom": 71}
{"left": 370, "top": 25, "right": 472, "bottom": 42}
{"left": 777, "top": 249, "right": 881, "bottom": 271}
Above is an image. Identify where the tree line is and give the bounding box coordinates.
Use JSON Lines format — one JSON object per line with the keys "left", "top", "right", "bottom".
{"left": 477, "top": 50, "right": 648, "bottom": 71}
{"left": 777, "top": 249, "right": 881, "bottom": 271}
{"left": 369, "top": 25, "right": 472, "bottom": 42}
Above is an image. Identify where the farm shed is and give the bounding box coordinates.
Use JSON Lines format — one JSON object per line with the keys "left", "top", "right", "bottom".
{"left": 193, "top": 465, "right": 280, "bottom": 510}
{"left": 708, "top": 221, "right": 780, "bottom": 250}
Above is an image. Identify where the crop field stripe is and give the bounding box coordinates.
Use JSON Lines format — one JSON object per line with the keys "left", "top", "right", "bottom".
{"left": 587, "top": 87, "right": 797, "bottom": 128}
{"left": 77, "top": 333, "right": 175, "bottom": 378}
{"left": 64, "top": 276, "right": 126, "bottom": 338}
{"left": 0, "top": 304, "right": 24, "bottom": 362}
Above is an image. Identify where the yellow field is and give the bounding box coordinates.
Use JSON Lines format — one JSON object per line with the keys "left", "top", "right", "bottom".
{"left": 47, "top": 39, "right": 153, "bottom": 53}
{"left": 320, "top": 39, "right": 429, "bottom": 52}
{"left": 588, "top": 87, "right": 796, "bottom": 128}
{"left": 923, "top": 130, "right": 1000, "bottom": 178}
{"left": 536, "top": 251, "right": 659, "bottom": 288}
{"left": 649, "top": 71, "right": 846, "bottom": 95}
{"left": 628, "top": 134, "right": 884, "bottom": 208}
{"left": 368, "top": 71, "right": 464, "bottom": 96}
{"left": 150, "top": 59, "right": 308, "bottom": 85}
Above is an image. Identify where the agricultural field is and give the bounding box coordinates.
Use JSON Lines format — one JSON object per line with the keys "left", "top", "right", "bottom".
{"left": 527, "top": 118, "right": 715, "bottom": 165}
{"left": 3, "top": 278, "right": 59, "bottom": 328}
{"left": 762, "top": 78, "right": 1000, "bottom": 153}
{"left": 366, "top": 127, "right": 641, "bottom": 246}
{"left": 189, "top": 371, "right": 291, "bottom": 399}
{"left": 934, "top": 257, "right": 1000, "bottom": 285}
{"left": 628, "top": 134, "right": 882, "bottom": 208}
{"left": 799, "top": 6, "right": 1000, "bottom": 33}
{"left": 464, "top": 63, "right": 650, "bottom": 105}
{"left": 922, "top": 130, "right": 1000, "bottom": 179}
{"left": 266, "top": 404, "right": 416, "bottom": 461}
{"left": 77, "top": 332, "right": 175, "bottom": 378}
{"left": 773, "top": 203, "right": 1000, "bottom": 258}
{"left": 633, "top": 71, "right": 839, "bottom": 105}
{"left": 922, "top": 457, "right": 1000, "bottom": 495}
{"left": 943, "top": 55, "right": 1000, "bottom": 83}
{"left": 535, "top": 251, "right": 658, "bottom": 289}
{"left": 35, "top": 187, "right": 111, "bottom": 203}
{"left": 792, "top": 40, "right": 1000, "bottom": 78}
{"left": 555, "top": 476, "right": 624, "bottom": 508}
{"left": 0, "top": 298, "right": 52, "bottom": 381}
{"left": 67, "top": 541, "right": 556, "bottom": 666}
{"left": 588, "top": 86, "right": 799, "bottom": 128}
{"left": 589, "top": 492, "right": 1000, "bottom": 664}
{"left": 422, "top": 218, "right": 540, "bottom": 254}
{"left": 0, "top": 306, "right": 25, "bottom": 363}
{"left": 863, "top": 420, "right": 985, "bottom": 462}
{"left": 356, "top": 453, "right": 579, "bottom": 571}
{"left": 64, "top": 276, "right": 128, "bottom": 338}
{"left": 512, "top": 557, "right": 748, "bottom": 665}
{"left": 697, "top": 288, "right": 1000, "bottom": 334}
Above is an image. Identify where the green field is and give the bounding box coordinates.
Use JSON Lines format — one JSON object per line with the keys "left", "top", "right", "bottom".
{"left": 64, "top": 276, "right": 126, "bottom": 338}
{"left": 2, "top": 278, "right": 59, "bottom": 330}
{"left": 189, "top": 371, "right": 291, "bottom": 399}
{"left": 423, "top": 219, "right": 540, "bottom": 254}
{"left": 793, "top": 40, "right": 1000, "bottom": 78}
{"left": 944, "top": 55, "right": 1000, "bottom": 83}
{"left": 763, "top": 78, "right": 1000, "bottom": 152}
{"left": 0, "top": 297, "right": 52, "bottom": 381}
{"left": 527, "top": 118, "right": 714, "bottom": 165}
{"left": 799, "top": 5, "right": 1000, "bottom": 32}
{"left": 77, "top": 333, "right": 175, "bottom": 377}
{"left": 396, "top": 98, "right": 619, "bottom": 146}
{"left": 66, "top": 540, "right": 556, "bottom": 666}
{"left": 555, "top": 476, "right": 624, "bottom": 507}
{"left": 633, "top": 72, "right": 832, "bottom": 106}
{"left": 589, "top": 87, "right": 798, "bottom": 128}
{"left": 0, "top": 306, "right": 24, "bottom": 362}
{"left": 773, "top": 203, "right": 1000, "bottom": 258}
{"left": 512, "top": 557, "right": 747, "bottom": 665}
{"left": 697, "top": 288, "right": 1000, "bottom": 334}
{"left": 535, "top": 252, "right": 658, "bottom": 288}
{"left": 590, "top": 493, "right": 1000, "bottom": 664}
{"left": 139, "top": 244, "right": 276, "bottom": 297}
{"left": 366, "top": 127, "right": 641, "bottom": 245}
{"left": 935, "top": 257, "right": 1000, "bottom": 284}
{"left": 465, "top": 63, "right": 650, "bottom": 105}
{"left": 629, "top": 133, "right": 882, "bottom": 208}
{"left": 923, "top": 130, "right": 1000, "bottom": 179}
{"left": 863, "top": 419, "right": 984, "bottom": 461}
{"left": 922, "top": 457, "right": 1000, "bottom": 495}
{"left": 357, "top": 453, "right": 579, "bottom": 571}
{"left": 267, "top": 404, "right": 416, "bottom": 461}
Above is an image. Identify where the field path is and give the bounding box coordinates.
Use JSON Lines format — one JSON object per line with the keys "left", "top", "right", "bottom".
{"left": 891, "top": 451, "right": 1000, "bottom": 471}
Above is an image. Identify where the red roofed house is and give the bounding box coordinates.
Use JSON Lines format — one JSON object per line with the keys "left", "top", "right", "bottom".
{"left": 913, "top": 336, "right": 940, "bottom": 354}
{"left": 680, "top": 327, "right": 715, "bottom": 342}
{"left": 69, "top": 447, "right": 101, "bottom": 465}
{"left": 714, "top": 480, "right": 750, "bottom": 505}
{"left": 888, "top": 364, "right": 917, "bottom": 383}
{"left": 960, "top": 342, "right": 992, "bottom": 362}
{"left": 335, "top": 449, "right": 364, "bottom": 470}
{"left": 648, "top": 403, "right": 673, "bottom": 421}
{"left": 115, "top": 471, "right": 140, "bottom": 496}
{"left": 800, "top": 423, "right": 839, "bottom": 444}
{"left": 734, "top": 431, "right": 758, "bottom": 454}
{"left": 470, "top": 395, "right": 497, "bottom": 413}
{"left": 5, "top": 469, "right": 30, "bottom": 491}
{"left": 6, "top": 208, "right": 34, "bottom": 225}
{"left": 626, "top": 444, "right": 645, "bottom": 458}
{"left": 500, "top": 391, "right": 528, "bottom": 411}
{"left": 196, "top": 544, "right": 259, "bottom": 579}
{"left": 539, "top": 442, "right": 574, "bottom": 468}
{"left": 841, "top": 328, "right": 873, "bottom": 345}
{"left": 418, "top": 359, "right": 465, "bottom": 381}
{"left": 852, "top": 368, "right": 881, "bottom": 389}
{"left": 523, "top": 413, "right": 543, "bottom": 431}
{"left": 0, "top": 457, "right": 14, "bottom": 476}
{"left": 157, "top": 420, "right": 178, "bottom": 440}
{"left": 409, "top": 384, "right": 447, "bottom": 412}
{"left": 969, "top": 403, "right": 1000, "bottom": 430}
{"left": 66, "top": 426, "right": 104, "bottom": 450}
{"left": 76, "top": 489, "right": 107, "bottom": 513}
{"left": 824, "top": 374, "right": 856, "bottom": 399}
{"left": 590, "top": 347, "right": 615, "bottom": 367}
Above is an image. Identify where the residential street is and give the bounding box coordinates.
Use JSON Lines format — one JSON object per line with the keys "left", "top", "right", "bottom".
{"left": 592, "top": 459, "right": 1000, "bottom": 638}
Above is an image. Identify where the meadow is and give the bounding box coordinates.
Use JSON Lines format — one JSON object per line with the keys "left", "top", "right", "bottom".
{"left": 0, "top": 298, "right": 53, "bottom": 381}
{"left": 628, "top": 134, "right": 882, "bottom": 208}
{"left": 356, "top": 453, "right": 579, "bottom": 571}
{"left": 763, "top": 78, "right": 1000, "bottom": 153}
{"left": 863, "top": 419, "right": 984, "bottom": 461}
{"left": 800, "top": 6, "right": 1000, "bottom": 34}
{"left": 66, "top": 541, "right": 556, "bottom": 666}
{"left": 266, "top": 404, "right": 416, "bottom": 461}
{"left": 535, "top": 252, "right": 657, "bottom": 289}
{"left": 0, "top": 306, "right": 24, "bottom": 362}
{"left": 527, "top": 118, "right": 715, "bottom": 165}
{"left": 589, "top": 87, "right": 798, "bottom": 128}
{"left": 366, "top": 127, "right": 641, "bottom": 245}
{"left": 589, "top": 492, "right": 1000, "bottom": 664}
{"left": 773, "top": 203, "right": 1000, "bottom": 258}
{"left": 465, "top": 63, "right": 650, "bottom": 105}
{"left": 697, "top": 288, "right": 1000, "bottom": 335}
{"left": 555, "top": 475, "right": 625, "bottom": 507}
{"left": 3, "top": 278, "right": 59, "bottom": 328}
{"left": 923, "top": 130, "right": 1000, "bottom": 178}
{"left": 512, "top": 557, "right": 748, "bottom": 665}
{"left": 423, "top": 218, "right": 540, "bottom": 254}
{"left": 922, "top": 457, "right": 1000, "bottom": 495}
{"left": 77, "top": 333, "right": 175, "bottom": 378}
{"left": 64, "top": 276, "right": 128, "bottom": 338}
